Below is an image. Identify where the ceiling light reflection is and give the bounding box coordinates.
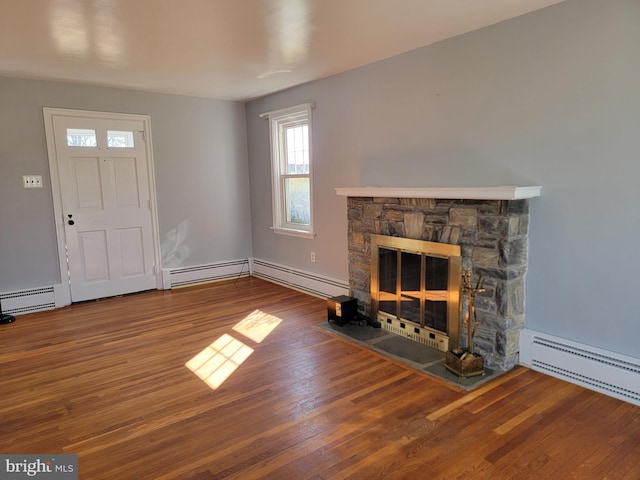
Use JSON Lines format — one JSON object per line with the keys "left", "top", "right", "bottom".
{"left": 49, "top": 0, "right": 125, "bottom": 66}
{"left": 260, "top": 0, "right": 314, "bottom": 79}
{"left": 274, "top": 0, "right": 312, "bottom": 64}
{"left": 49, "top": 0, "right": 89, "bottom": 59}
{"left": 94, "top": 2, "right": 125, "bottom": 66}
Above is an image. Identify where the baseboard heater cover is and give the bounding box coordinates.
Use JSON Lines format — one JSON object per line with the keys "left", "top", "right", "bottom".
{"left": 1, "top": 286, "right": 56, "bottom": 315}
{"left": 251, "top": 258, "right": 349, "bottom": 299}
{"left": 520, "top": 329, "right": 640, "bottom": 406}
{"left": 165, "top": 259, "right": 250, "bottom": 288}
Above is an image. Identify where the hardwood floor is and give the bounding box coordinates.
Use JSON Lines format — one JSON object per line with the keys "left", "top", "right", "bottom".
{"left": 1, "top": 277, "right": 638, "bottom": 479}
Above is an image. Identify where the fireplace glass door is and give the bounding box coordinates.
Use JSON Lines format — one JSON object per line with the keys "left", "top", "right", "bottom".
{"left": 378, "top": 247, "right": 398, "bottom": 316}
{"left": 378, "top": 250, "right": 449, "bottom": 333}
{"left": 371, "top": 234, "right": 461, "bottom": 350}
{"left": 424, "top": 256, "right": 449, "bottom": 332}
{"left": 400, "top": 251, "right": 421, "bottom": 324}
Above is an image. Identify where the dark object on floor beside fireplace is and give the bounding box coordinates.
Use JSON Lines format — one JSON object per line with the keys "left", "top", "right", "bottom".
{"left": 0, "top": 297, "right": 16, "bottom": 325}
{"left": 327, "top": 296, "right": 358, "bottom": 326}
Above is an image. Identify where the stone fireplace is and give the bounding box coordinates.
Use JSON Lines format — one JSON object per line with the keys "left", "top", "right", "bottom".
{"left": 336, "top": 186, "right": 541, "bottom": 371}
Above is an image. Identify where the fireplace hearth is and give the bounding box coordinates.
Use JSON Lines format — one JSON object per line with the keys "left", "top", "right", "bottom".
{"left": 337, "top": 186, "right": 541, "bottom": 370}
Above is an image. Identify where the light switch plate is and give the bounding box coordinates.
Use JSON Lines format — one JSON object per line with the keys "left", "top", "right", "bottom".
{"left": 23, "top": 175, "right": 43, "bottom": 188}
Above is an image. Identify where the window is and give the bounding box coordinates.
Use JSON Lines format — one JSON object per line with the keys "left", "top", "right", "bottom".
{"left": 107, "top": 130, "right": 135, "bottom": 148}
{"left": 267, "top": 103, "right": 314, "bottom": 238}
{"left": 66, "top": 128, "right": 135, "bottom": 148}
{"left": 67, "top": 128, "right": 97, "bottom": 147}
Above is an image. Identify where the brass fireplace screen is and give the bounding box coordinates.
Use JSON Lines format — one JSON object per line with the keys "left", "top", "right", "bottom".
{"left": 370, "top": 234, "right": 461, "bottom": 352}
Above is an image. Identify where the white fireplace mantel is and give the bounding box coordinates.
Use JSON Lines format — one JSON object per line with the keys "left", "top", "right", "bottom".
{"left": 335, "top": 185, "right": 542, "bottom": 200}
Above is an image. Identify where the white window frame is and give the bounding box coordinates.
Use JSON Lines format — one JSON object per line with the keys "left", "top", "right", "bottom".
{"left": 266, "top": 103, "right": 315, "bottom": 239}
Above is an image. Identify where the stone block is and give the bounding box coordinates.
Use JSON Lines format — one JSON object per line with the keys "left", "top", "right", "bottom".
{"left": 475, "top": 265, "right": 527, "bottom": 281}
{"left": 516, "top": 214, "right": 529, "bottom": 236}
{"left": 350, "top": 231, "right": 365, "bottom": 246}
{"left": 400, "top": 198, "right": 436, "bottom": 209}
{"left": 373, "top": 197, "right": 399, "bottom": 204}
{"left": 423, "top": 225, "right": 436, "bottom": 242}
{"left": 479, "top": 215, "right": 509, "bottom": 238}
{"left": 472, "top": 248, "right": 500, "bottom": 269}
{"left": 404, "top": 213, "right": 425, "bottom": 239}
{"left": 382, "top": 210, "right": 405, "bottom": 221}
{"left": 347, "top": 207, "right": 362, "bottom": 221}
{"left": 499, "top": 237, "right": 528, "bottom": 267}
{"left": 439, "top": 226, "right": 461, "bottom": 244}
{"left": 363, "top": 203, "right": 384, "bottom": 220}
{"left": 496, "top": 329, "right": 521, "bottom": 357}
{"left": 508, "top": 216, "right": 521, "bottom": 237}
{"left": 379, "top": 221, "right": 405, "bottom": 237}
{"left": 449, "top": 207, "right": 478, "bottom": 227}
{"left": 425, "top": 214, "right": 450, "bottom": 225}
{"left": 505, "top": 199, "right": 529, "bottom": 214}
{"left": 496, "top": 278, "right": 525, "bottom": 317}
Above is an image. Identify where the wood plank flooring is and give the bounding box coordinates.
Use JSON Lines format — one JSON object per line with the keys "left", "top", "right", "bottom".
{"left": 1, "top": 277, "right": 638, "bottom": 479}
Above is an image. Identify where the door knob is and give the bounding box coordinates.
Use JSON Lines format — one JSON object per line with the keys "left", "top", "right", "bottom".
{"left": 68, "top": 219, "right": 75, "bottom": 225}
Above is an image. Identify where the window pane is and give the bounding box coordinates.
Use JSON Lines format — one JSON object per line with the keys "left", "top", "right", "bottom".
{"left": 400, "top": 252, "right": 421, "bottom": 323}
{"left": 285, "top": 124, "right": 309, "bottom": 174}
{"left": 67, "top": 128, "right": 97, "bottom": 147}
{"left": 378, "top": 248, "right": 397, "bottom": 316}
{"left": 107, "top": 130, "right": 135, "bottom": 148}
{"left": 284, "top": 177, "right": 310, "bottom": 225}
{"left": 425, "top": 256, "right": 449, "bottom": 331}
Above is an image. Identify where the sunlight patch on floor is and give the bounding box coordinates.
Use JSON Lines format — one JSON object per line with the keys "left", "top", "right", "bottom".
{"left": 232, "top": 309, "right": 282, "bottom": 343}
{"left": 186, "top": 310, "right": 283, "bottom": 389}
{"left": 186, "top": 334, "right": 254, "bottom": 389}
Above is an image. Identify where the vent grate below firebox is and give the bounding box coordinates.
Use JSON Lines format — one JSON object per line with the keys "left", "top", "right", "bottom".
{"left": 378, "top": 312, "right": 449, "bottom": 352}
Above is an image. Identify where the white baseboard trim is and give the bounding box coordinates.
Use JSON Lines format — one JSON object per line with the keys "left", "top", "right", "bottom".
{"left": 2, "top": 259, "right": 347, "bottom": 315}
{"left": 250, "top": 258, "right": 349, "bottom": 299}
{"left": 163, "top": 259, "right": 250, "bottom": 288}
{"left": 1, "top": 284, "right": 65, "bottom": 316}
{"left": 520, "top": 329, "right": 640, "bottom": 406}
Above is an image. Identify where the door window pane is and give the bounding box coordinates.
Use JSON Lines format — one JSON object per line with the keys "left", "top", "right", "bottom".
{"left": 67, "top": 128, "right": 97, "bottom": 147}
{"left": 107, "top": 130, "right": 135, "bottom": 148}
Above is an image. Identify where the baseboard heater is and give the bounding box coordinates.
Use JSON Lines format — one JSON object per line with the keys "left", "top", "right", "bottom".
{"left": 251, "top": 258, "right": 349, "bottom": 299}
{"left": 165, "top": 259, "right": 250, "bottom": 288}
{"left": 0, "top": 286, "right": 56, "bottom": 316}
{"left": 520, "top": 329, "right": 640, "bottom": 406}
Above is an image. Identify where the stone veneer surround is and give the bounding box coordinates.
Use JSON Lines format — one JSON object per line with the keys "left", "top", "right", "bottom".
{"left": 346, "top": 196, "right": 532, "bottom": 370}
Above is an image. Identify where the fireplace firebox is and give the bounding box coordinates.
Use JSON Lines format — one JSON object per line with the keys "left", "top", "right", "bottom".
{"left": 371, "top": 234, "right": 461, "bottom": 352}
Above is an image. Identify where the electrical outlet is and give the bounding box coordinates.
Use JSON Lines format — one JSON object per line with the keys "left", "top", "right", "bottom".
{"left": 311, "top": 252, "right": 316, "bottom": 262}
{"left": 23, "top": 175, "right": 43, "bottom": 188}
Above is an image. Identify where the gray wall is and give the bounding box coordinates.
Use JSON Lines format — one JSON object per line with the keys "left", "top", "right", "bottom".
{"left": 246, "top": 0, "right": 640, "bottom": 358}
{"left": 0, "top": 77, "right": 252, "bottom": 291}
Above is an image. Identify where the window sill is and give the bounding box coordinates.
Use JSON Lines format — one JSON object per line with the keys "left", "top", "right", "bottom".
{"left": 271, "top": 226, "right": 316, "bottom": 239}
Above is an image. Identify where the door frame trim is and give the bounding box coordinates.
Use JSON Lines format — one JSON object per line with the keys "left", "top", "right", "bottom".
{"left": 43, "top": 107, "right": 163, "bottom": 306}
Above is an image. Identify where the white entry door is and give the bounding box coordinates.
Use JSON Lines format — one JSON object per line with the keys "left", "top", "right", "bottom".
{"left": 45, "top": 110, "right": 159, "bottom": 302}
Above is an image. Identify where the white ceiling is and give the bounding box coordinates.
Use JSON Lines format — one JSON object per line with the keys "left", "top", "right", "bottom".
{"left": 0, "top": 0, "right": 566, "bottom": 101}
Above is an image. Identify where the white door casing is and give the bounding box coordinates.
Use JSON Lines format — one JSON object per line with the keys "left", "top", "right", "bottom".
{"left": 44, "top": 108, "right": 162, "bottom": 303}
